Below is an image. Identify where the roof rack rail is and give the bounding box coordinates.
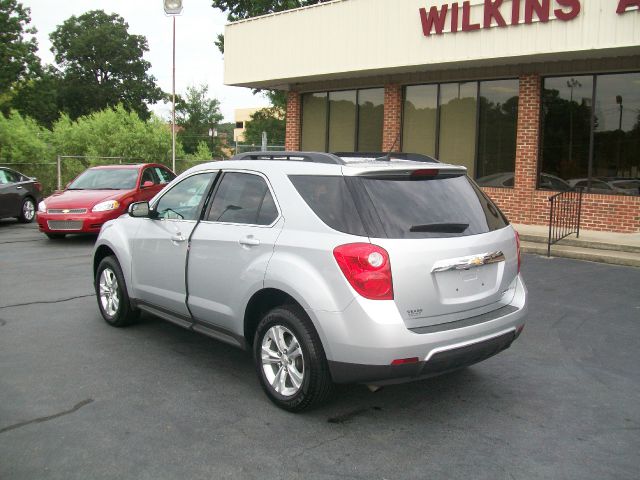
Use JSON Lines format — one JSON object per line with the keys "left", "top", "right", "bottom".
{"left": 232, "top": 151, "right": 345, "bottom": 165}
{"left": 334, "top": 151, "right": 440, "bottom": 163}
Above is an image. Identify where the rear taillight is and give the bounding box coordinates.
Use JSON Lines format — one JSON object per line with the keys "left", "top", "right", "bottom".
{"left": 333, "top": 243, "right": 393, "bottom": 300}
{"left": 34, "top": 181, "right": 42, "bottom": 192}
{"left": 515, "top": 230, "right": 521, "bottom": 273}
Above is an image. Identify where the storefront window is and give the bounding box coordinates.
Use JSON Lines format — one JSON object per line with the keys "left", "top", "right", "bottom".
{"left": 477, "top": 80, "right": 519, "bottom": 182}
{"left": 439, "top": 82, "right": 478, "bottom": 176}
{"left": 328, "top": 90, "right": 356, "bottom": 151}
{"left": 541, "top": 73, "right": 640, "bottom": 195}
{"left": 301, "top": 93, "right": 327, "bottom": 151}
{"left": 301, "top": 89, "right": 384, "bottom": 153}
{"left": 402, "top": 80, "right": 517, "bottom": 187}
{"left": 402, "top": 85, "right": 437, "bottom": 156}
{"left": 357, "top": 88, "right": 384, "bottom": 151}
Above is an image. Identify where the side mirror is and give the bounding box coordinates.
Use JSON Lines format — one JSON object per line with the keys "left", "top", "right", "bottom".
{"left": 129, "top": 201, "right": 151, "bottom": 218}
{"left": 141, "top": 180, "right": 155, "bottom": 189}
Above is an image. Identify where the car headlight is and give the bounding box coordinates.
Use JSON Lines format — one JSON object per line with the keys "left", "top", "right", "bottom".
{"left": 92, "top": 200, "right": 120, "bottom": 212}
{"left": 38, "top": 201, "right": 46, "bottom": 213}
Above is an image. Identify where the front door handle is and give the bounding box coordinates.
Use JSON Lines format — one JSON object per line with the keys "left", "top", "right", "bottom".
{"left": 171, "top": 233, "right": 186, "bottom": 243}
{"left": 16, "top": 186, "right": 23, "bottom": 190}
{"left": 239, "top": 236, "right": 260, "bottom": 247}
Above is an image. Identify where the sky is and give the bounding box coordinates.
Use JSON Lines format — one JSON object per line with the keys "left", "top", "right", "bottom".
{"left": 21, "top": 0, "right": 270, "bottom": 122}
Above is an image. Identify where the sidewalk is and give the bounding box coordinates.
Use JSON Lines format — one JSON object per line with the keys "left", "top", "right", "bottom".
{"left": 512, "top": 223, "right": 640, "bottom": 267}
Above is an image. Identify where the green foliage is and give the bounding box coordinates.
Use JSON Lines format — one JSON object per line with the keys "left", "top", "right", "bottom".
{"left": 244, "top": 106, "right": 285, "bottom": 145}
{"left": 0, "top": 110, "right": 55, "bottom": 191}
{"left": 0, "top": 110, "right": 51, "bottom": 163}
{"left": 51, "top": 105, "right": 172, "bottom": 162}
{"left": 50, "top": 10, "right": 163, "bottom": 120}
{"left": 0, "top": 0, "right": 40, "bottom": 92}
{"left": 9, "top": 67, "right": 61, "bottom": 128}
{"left": 175, "top": 84, "right": 224, "bottom": 157}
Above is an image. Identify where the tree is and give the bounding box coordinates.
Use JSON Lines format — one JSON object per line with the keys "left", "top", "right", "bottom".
{"left": 175, "top": 84, "right": 224, "bottom": 157}
{"left": 211, "top": 0, "right": 330, "bottom": 53}
{"left": 49, "top": 10, "right": 163, "bottom": 120}
{"left": 9, "top": 67, "right": 61, "bottom": 128}
{"left": 0, "top": 0, "right": 40, "bottom": 94}
{"left": 244, "top": 106, "right": 285, "bottom": 146}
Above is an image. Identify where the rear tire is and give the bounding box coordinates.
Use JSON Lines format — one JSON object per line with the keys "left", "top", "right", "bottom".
{"left": 18, "top": 197, "right": 36, "bottom": 223}
{"left": 95, "top": 255, "right": 139, "bottom": 327}
{"left": 45, "top": 233, "right": 66, "bottom": 240}
{"left": 254, "top": 305, "right": 333, "bottom": 412}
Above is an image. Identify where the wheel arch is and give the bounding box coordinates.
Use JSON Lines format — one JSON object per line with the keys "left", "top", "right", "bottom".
{"left": 244, "top": 288, "right": 311, "bottom": 349}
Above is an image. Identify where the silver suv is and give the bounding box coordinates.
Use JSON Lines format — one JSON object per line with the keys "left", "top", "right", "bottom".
{"left": 93, "top": 152, "right": 527, "bottom": 411}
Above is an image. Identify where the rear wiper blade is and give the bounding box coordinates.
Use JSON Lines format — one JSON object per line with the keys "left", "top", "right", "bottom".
{"left": 409, "top": 223, "right": 469, "bottom": 233}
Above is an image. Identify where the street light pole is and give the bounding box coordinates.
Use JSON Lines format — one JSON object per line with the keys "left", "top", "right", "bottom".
{"left": 164, "top": 0, "right": 184, "bottom": 173}
{"left": 172, "top": 16, "right": 176, "bottom": 173}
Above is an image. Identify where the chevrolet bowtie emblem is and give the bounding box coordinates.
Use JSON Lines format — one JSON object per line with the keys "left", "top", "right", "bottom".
{"left": 62, "top": 209, "right": 70, "bottom": 213}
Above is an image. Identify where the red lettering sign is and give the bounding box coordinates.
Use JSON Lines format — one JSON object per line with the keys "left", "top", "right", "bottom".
{"left": 419, "top": 5, "right": 449, "bottom": 36}
{"left": 555, "top": 0, "right": 581, "bottom": 21}
{"left": 484, "top": 0, "right": 507, "bottom": 28}
{"left": 462, "top": 1, "right": 481, "bottom": 31}
{"left": 419, "top": 0, "right": 586, "bottom": 36}
{"left": 524, "top": 0, "right": 550, "bottom": 24}
{"left": 616, "top": 0, "right": 640, "bottom": 13}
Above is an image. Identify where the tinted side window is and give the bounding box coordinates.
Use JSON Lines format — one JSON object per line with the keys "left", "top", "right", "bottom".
{"left": 155, "top": 172, "right": 215, "bottom": 220}
{"left": 208, "top": 172, "right": 278, "bottom": 225}
{"left": 141, "top": 168, "right": 157, "bottom": 184}
{"left": 289, "top": 175, "right": 367, "bottom": 236}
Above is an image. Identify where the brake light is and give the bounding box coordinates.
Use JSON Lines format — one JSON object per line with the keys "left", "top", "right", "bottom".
{"left": 515, "top": 230, "right": 521, "bottom": 273}
{"left": 333, "top": 243, "right": 393, "bottom": 300}
{"left": 34, "top": 181, "right": 42, "bottom": 192}
{"left": 411, "top": 169, "right": 438, "bottom": 177}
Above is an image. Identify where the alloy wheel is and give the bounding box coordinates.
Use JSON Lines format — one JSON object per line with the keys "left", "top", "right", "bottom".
{"left": 261, "top": 325, "right": 305, "bottom": 397}
{"left": 99, "top": 268, "right": 120, "bottom": 317}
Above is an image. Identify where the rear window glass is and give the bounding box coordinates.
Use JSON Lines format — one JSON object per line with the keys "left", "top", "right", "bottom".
{"left": 355, "top": 174, "right": 508, "bottom": 239}
{"left": 289, "top": 175, "right": 367, "bottom": 236}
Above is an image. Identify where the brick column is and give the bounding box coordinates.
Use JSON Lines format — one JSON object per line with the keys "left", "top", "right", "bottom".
{"left": 382, "top": 84, "right": 402, "bottom": 151}
{"left": 514, "top": 74, "right": 541, "bottom": 191}
{"left": 285, "top": 91, "right": 301, "bottom": 151}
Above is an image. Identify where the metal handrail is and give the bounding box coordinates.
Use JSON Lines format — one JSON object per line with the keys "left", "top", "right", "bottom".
{"left": 547, "top": 188, "right": 583, "bottom": 256}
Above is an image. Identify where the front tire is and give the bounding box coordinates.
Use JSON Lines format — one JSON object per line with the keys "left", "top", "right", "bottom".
{"left": 18, "top": 197, "right": 36, "bottom": 223}
{"left": 254, "top": 305, "right": 333, "bottom": 412}
{"left": 95, "top": 256, "right": 139, "bottom": 327}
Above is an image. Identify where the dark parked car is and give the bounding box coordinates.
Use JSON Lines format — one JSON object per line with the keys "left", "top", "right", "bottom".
{"left": 0, "top": 167, "right": 43, "bottom": 223}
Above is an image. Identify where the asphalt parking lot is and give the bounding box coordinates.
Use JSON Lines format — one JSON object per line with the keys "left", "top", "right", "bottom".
{"left": 1, "top": 219, "right": 639, "bottom": 480}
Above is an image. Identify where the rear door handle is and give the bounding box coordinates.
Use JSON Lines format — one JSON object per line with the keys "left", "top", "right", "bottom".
{"left": 239, "top": 236, "right": 260, "bottom": 247}
{"left": 16, "top": 186, "right": 23, "bottom": 190}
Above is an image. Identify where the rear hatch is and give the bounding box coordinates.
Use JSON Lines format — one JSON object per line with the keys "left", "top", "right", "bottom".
{"left": 343, "top": 164, "right": 519, "bottom": 329}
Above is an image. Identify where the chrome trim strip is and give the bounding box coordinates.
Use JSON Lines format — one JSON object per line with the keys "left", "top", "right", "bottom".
{"left": 424, "top": 327, "right": 517, "bottom": 362}
{"left": 47, "top": 208, "right": 88, "bottom": 214}
{"left": 431, "top": 251, "right": 505, "bottom": 273}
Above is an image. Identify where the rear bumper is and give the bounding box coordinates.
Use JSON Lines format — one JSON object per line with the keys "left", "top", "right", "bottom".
{"left": 311, "top": 275, "right": 527, "bottom": 385}
{"left": 328, "top": 328, "right": 519, "bottom": 384}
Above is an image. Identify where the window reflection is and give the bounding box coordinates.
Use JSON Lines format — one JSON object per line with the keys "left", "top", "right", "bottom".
{"left": 541, "top": 73, "right": 640, "bottom": 196}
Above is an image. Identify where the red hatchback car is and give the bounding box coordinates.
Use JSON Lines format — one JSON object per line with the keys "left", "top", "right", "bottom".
{"left": 37, "top": 164, "right": 175, "bottom": 239}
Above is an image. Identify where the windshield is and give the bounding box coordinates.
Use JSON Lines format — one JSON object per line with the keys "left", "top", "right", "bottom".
{"left": 68, "top": 168, "right": 139, "bottom": 190}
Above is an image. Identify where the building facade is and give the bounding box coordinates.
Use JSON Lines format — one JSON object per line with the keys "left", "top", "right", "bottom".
{"left": 224, "top": 0, "right": 640, "bottom": 232}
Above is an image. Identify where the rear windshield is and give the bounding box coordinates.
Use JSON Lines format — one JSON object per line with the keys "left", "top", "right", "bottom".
{"left": 355, "top": 174, "right": 508, "bottom": 238}
{"left": 290, "top": 173, "right": 508, "bottom": 239}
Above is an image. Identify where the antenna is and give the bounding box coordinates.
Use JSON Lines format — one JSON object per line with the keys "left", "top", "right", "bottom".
{"left": 376, "top": 131, "right": 401, "bottom": 162}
